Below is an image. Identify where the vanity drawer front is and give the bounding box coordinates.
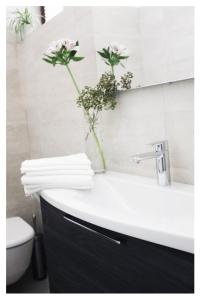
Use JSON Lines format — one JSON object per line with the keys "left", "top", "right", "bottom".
{"left": 41, "top": 198, "right": 133, "bottom": 292}
{"left": 41, "top": 198, "right": 194, "bottom": 293}
{"left": 41, "top": 196, "right": 121, "bottom": 244}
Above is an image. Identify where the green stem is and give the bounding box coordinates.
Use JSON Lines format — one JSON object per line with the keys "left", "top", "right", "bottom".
{"left": 66, "top": 64, "right": 81, "bottom": 95}
{"left": 91, "top": 128, "right": 106, "bottom": 172}
{"left": 65, "top": 64, "right": 106, "bottom": 171}
{"left": 111, "top": 65, "right": 114, "bottom": 75}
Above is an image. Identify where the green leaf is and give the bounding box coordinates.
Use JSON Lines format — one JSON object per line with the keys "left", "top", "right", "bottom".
{"left": 119, "top": 55, "right": 129, "bottom": 59}
{"left": 71, "top": 56, "right": 84, "bottom": 61}
{"left": 43, "top": 54, "right": 55, "bottom": 59}
{"left": 52, "top": 57, "right": 58, "bottom": 66}
{"left": 97, "top": 51, "right": 108, "bottom": 59}
{"left": 42, "top": 58, "right": 53, "bottom": 64}
{"left": 69, "top": 50, "right": 77, "bottom": 58}
{"left": 110, "top": 55, "right": 120, "bottom": 65}
{"left": 62, "top": 51, "right": 70, "bottom": 59}
{"left": 102, "top": 48, "right": 110, "bottom": 57}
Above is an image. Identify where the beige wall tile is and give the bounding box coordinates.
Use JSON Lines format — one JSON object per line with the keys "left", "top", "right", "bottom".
{"left": 100, "top": 79, "right": 194, "bottom": 184}
{"left": 7, "top": 7, "right": 194, "bottom": 227}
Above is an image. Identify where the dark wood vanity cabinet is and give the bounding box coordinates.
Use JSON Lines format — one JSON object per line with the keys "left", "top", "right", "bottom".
{"left": 40, "top": 197, "right": 194, "bottom": 293}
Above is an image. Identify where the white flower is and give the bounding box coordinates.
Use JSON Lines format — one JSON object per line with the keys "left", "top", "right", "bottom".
{"left": 110, "top": 42, "right": 129, "bottom": 56}
{"left": 56, "top": 38, "right": 66, "bottom": 50}
{"left": 45, "top": 38, "right": 79, "bottom": 56}
{"left": 64, "top": 39, "right": 78, "bottom": 51}
{"left": 45, "top": 40, "right": 60, "bottom": 55}
{"left": 45, "top": 47, "right": 56, "bottom": 56}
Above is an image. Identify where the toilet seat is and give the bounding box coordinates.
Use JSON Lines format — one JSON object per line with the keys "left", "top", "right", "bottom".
{"left": 6, "top": 217, "right": 34, "bottom": 249}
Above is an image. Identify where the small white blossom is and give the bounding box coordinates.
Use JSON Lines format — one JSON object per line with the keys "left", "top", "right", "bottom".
{"left": 45, "top": 40, "right": 60, "bottom": 56}
{"left": 45, "top": 47, "right": 56, "bottom": 56}
{"left": 65, "top": 39, "right": 79, "bottom": 51}
{"left": 110, "top": 42, "right": 129, "bottom": 56}
{"left": 56, "top": 38, "right": 66, "bottom": 50}
{"left": 45, "top": 38, "right": 79, "bottom": 56}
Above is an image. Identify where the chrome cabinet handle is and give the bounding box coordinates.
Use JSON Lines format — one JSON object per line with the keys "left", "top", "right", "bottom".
{"left": 63, "top": 216, "right": 121, "bottom": 245}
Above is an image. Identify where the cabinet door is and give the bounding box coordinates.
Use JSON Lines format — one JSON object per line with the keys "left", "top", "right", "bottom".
{"left": 41, "top": 198, "right": 194, "bottom": 293}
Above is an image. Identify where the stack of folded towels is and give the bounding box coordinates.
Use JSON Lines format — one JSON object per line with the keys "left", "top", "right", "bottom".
{"left": 21, "top": 153, "right": 94, "bottom": 196}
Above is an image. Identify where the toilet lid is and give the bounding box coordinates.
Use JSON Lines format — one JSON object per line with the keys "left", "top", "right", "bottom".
{"left": 6, "top": 217, "right": 34, "bottom": 249}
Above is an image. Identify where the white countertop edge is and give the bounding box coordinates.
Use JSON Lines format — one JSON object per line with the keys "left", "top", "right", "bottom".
{"left": 40, "top": 190, "right": 194, "bottom": 254}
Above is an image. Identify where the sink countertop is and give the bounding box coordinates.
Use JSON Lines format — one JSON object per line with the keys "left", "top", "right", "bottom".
{"left": 40, "top": 171, "right": 194, "bottom": 253}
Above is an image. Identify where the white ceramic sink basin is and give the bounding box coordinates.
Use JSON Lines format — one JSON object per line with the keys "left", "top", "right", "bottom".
{"left": 40, "top": 171, "right": 194, "bottom": 253}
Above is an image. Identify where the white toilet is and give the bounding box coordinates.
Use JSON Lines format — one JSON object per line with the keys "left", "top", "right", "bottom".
{"left": 6, "top": 217, "right": 35, "bottom": 285}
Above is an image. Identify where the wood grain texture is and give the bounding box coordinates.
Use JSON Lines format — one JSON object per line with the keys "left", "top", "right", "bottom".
{"left": 40, "top": 197, "right": 194, "bottom": 293}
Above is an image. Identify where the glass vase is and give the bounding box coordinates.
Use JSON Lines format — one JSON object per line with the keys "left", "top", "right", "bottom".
{"left": 85, "top": 126, "right": 106, "bottom": 173}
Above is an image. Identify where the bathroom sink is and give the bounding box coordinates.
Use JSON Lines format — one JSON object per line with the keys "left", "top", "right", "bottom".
{"left": 40, "top": 171, "right": 194, "bottom": 253}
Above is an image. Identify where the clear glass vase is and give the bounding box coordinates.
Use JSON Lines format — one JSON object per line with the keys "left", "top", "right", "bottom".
{"left": 85, "top": 126, "right": 106, "bottom": 173}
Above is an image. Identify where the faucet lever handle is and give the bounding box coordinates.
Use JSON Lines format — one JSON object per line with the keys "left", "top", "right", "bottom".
{"left": 148, "top": 140, "right": 168, "bottom": 152}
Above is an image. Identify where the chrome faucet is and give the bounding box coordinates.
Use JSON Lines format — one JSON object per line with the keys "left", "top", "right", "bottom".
{"left": 132, "top": 141, "right": 171, "bottom": 186}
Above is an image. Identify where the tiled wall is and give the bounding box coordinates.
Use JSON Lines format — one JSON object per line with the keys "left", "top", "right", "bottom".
{"left": 6, "top": 7, "right": 194, "bottom": 223}
{"left": 101, "top": 79, "right": 194, "bottom": 184}
{"left": 17, "top": 7, "right": 97, "bottom": 159}
{"left": 7, "top": 7, "right": 97, "bottom": 223}
{"left": 6, "top": 37, "right": 37, "bottom": 222}
{"left": 6, "top": 7, "right": 42, "bottom": 223}
{"left": 92, "top": 6, "right": 194, "bottom": 88}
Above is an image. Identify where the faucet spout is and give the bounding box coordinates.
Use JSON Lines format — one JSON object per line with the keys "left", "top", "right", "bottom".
{"left": 132, "top": 141, "right": 171, "bottom": 186}
{"left": 133, "top": 152, "right": 161, "bottom": 164}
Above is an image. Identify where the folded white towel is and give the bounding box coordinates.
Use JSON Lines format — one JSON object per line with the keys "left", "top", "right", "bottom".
{"left": 24, "top": 184, "right": 93, "bottom": 195}
{"left": 21, "top": 153, "right": 94, "bottom": 196}
{"left": 21, "top": 174, "right": 93, "bottom": 185}
{"left": 24, "top": 169, "right": 94, "bottom": 177}
{"left": 21, "top": 153, "right": 91, "bottom": 168}
{"left": 21, "top": 164, "right": 91, "bottom": 174}
{"left": 23, "top": 176, "right": 94, "bottom": 196}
